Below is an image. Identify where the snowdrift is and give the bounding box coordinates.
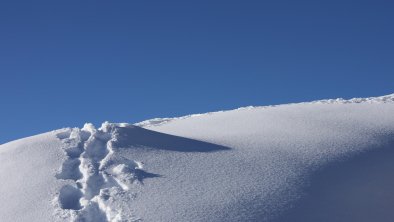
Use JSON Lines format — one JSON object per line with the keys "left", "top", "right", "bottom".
{"left": 1, "top": 94, "right": 394, "bottom": 222}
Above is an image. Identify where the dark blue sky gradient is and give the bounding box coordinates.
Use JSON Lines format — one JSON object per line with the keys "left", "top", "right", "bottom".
{"left": 1, "top": 0, "right": 393, "bottom": 143}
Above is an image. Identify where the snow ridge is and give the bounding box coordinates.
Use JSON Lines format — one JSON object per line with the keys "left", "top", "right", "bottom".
{"left": 136, "top": 93, "right": 394, "bottom": 127}
{"left": 54, "top": 123, "right": 142, "bottom": 222}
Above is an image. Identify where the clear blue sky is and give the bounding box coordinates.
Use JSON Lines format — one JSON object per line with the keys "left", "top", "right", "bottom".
{"left": 1, "top": 0, "right": 393, "bottom": 144}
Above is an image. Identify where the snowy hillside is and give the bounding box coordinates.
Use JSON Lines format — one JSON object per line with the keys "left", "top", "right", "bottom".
{"left": 1, "top": 94, "right": 394, "bottom": 222}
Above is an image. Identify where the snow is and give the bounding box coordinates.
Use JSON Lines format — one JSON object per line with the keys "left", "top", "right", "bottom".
{"left": 1, "top": 94, "right": 394, "bottom": 221}
{"left": 136, "top": 93, "right": 394, "bottom": 127}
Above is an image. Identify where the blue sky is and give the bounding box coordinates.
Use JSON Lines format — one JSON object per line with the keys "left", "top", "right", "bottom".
{"left": 1, "top": 0, "right": 393, "bottom": 143}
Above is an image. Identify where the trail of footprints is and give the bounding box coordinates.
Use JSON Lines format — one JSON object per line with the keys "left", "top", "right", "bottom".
{"left": 55, "top": 123, "right": 143, "bottom": 222}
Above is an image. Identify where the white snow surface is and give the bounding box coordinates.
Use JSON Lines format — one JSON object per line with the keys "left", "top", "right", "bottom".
{"left": 1, "top": 94, "right": 394, "bottom": 222}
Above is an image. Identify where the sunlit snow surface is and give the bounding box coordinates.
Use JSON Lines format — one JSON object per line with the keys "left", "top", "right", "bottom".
{"left": 1, "top": 94, "right": 394, "bottom": 222}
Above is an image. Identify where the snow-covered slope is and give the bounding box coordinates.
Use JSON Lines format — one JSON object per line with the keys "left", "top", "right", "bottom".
{"left": 1, "top": 94, "right": 394, "bottom": 222}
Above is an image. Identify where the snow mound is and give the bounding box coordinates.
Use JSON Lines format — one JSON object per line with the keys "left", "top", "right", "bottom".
{"left": 1, "top": 94, "right": 394, "bottom": 222}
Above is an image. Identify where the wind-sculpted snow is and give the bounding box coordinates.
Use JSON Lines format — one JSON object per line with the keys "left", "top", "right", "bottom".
{"left": 1, "top": 94, "right": 394, "bottom": 222}
{"left": 138, "top": 96, "right": 394, "bottom": 222}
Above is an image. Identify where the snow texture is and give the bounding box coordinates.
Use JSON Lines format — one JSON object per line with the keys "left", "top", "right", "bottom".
{"left": 1, "top": 94, "right": 394, "bottom": 221}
